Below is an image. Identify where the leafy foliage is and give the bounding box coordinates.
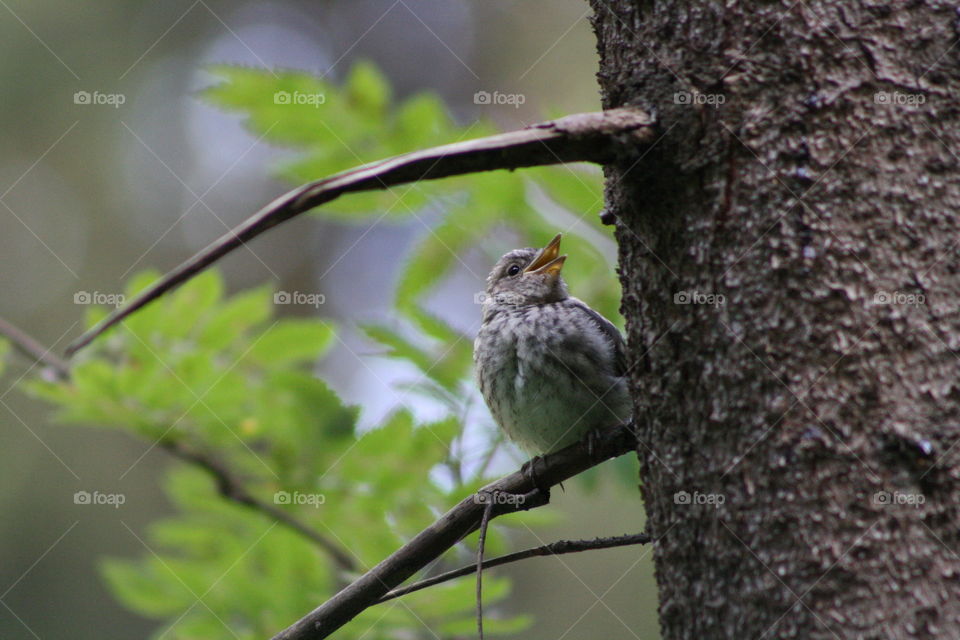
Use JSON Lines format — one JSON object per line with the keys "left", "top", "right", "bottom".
{"left": 28, "top": 271, "right": 517, "bottom": 639}
{"left": 13, "top": 61, "right": 628, "bottom": 638}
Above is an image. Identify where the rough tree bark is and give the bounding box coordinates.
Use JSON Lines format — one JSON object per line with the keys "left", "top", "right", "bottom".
{"left": 590, "top": 1, "right": 960, "bottom": 638}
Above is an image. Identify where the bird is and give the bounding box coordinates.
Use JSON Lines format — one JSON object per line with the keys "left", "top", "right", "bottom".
{"left": 473, "top": 233, "right": 631, "bottom": 455}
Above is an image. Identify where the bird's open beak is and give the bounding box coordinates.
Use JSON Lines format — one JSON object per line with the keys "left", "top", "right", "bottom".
{"left": 524, "top": 233, "right": 566, "bottom": 278}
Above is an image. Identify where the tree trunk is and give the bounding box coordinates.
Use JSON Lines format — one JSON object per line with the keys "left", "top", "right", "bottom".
{"left": 589, "top": 1, "right": 960, "bottom": 638}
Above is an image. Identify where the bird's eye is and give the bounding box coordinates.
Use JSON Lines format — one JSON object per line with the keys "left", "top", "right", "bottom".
{"left": 507, "top": 264, "right": 521, "bottom": 276}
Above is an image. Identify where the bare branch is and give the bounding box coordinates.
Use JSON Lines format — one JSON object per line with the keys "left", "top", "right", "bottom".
{"left": 0, "top": 317, "right": 70, "bottom": 380}
{"left": 270, "top": 423, "right": 637, "bottom": 640}
{"left": 376, "top": 532, "right": 651, "bottom": 603}
{"left": 0, "top": 319, "right": 357, "bottom": 573}
{"left": 65, "top": 107, "right": 655, "bottom": 355}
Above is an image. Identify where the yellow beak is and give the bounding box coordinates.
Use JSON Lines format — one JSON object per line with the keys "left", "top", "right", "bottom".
{"left": 524, "top": 234, "right": 566, "bottom": 277}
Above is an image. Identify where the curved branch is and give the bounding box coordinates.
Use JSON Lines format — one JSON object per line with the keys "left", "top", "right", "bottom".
{"left": 65, "top": 107, "right": 655, "bottom": 355}
{"left": 376, "top": 532, "right": 651, "bottom": 603}
{"left": 270, "top": 423, "right": 637, "bottom": 640}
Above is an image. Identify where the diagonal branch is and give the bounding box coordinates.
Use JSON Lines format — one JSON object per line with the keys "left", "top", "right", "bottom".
{"left": 270, "top": 423, "right": 637, "bottom": 640}
{"left": 65, "top": 107, "right": 655, "bottom": 355}
{"left": 0, "top": 317, "right": 357, "bottom": 573}
{"left": 375, "top": 531, "right": 651, "bottom": 603}
{"left": 0, "top": 317, "right": 70, "bottom": 380}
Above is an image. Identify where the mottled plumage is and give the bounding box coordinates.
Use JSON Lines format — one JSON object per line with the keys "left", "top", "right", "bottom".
{"left": 474, "top": 234, "right": 630, "bottom": 454}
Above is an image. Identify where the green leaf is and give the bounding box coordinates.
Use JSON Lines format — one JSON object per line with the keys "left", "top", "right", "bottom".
{"left": 198, "top": 286, "right": 272, "bottom": 351}
{"left": 345, "top": 60, "right": 391, "bottom": 116}
{"left": 245, "top": 319, "right": 335, "bottom": 366}
{"left": 0, "top": 338, "right": 8, "bottom": 378}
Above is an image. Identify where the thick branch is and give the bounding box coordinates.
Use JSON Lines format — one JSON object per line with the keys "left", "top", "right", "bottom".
{"left": 65, "top": 107, "right": 655, "bottom": 355}
{"left": 270, "top": 423, "right": 637, "bottom": 640}
{"left": 376, "top": 532, "right": 651, "bottom": 603}
{"left": 0, "top": 319, "right": 356, "bottom": 573}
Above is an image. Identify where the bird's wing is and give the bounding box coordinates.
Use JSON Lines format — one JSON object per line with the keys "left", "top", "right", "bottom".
{"left": 567, "top": 298, "right": 628, "bottom": 377}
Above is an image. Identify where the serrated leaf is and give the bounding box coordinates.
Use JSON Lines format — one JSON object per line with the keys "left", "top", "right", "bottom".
{"left": 198, "top": 286, "right": 272, "bottom": 350}
{"left": 245, "top": 320, "right": 335, "bottom": 366}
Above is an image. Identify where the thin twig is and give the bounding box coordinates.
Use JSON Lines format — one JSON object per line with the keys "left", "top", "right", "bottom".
{"left": 376, "top": 532, "right": 651, "bottom": 604}
{"left": 158, "top": 440, "right": 357, "bottom": 574}
{"left": 0, "top": 317, "right": 70, "bottom": 380}
{"left": 271, "top": 423, "right": 637, "bottom": 640}
{"left": 0, "top": 318, "right": 356, "bottom": 574}
{"left": 476, "top": 497, "right": 494, "bottom": 640}
{"left": 65, "top": 107, "right": 655, "bottom": 355}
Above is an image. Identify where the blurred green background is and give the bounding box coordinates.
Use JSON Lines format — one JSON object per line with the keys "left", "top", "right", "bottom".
{"left": 0, "top": 1, "right": 659, "bottom": 638}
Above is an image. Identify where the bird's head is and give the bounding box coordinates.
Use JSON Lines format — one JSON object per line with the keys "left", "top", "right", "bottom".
{"left": 483, "top": 234, "right": 569, "bottom": 307}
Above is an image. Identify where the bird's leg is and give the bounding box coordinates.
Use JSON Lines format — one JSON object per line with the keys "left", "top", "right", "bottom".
{"left": 520, "top": 455, "right": 551, "bottom": 502}
{"left": 582, "top": 422, "right": 637, "bottom": 462}
{"left": 583, "top": 427, "right": 605, "bottom": 462}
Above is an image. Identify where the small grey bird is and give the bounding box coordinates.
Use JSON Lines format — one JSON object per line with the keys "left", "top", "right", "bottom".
{"left": 474, "top": 234, "right": 631, "bottom": 454}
